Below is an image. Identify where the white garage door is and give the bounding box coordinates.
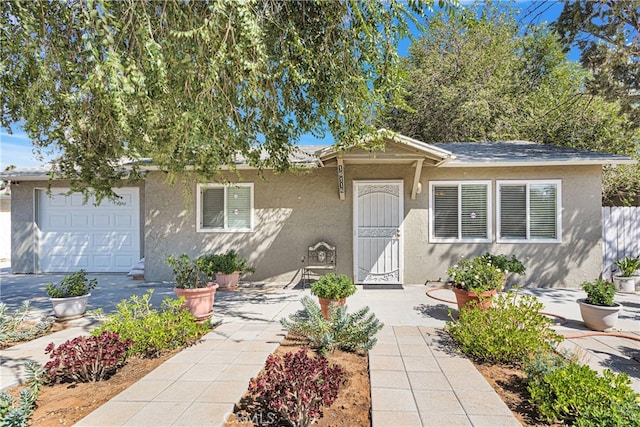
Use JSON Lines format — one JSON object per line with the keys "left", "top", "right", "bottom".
{"left": 37, "top": 188, "right": 140, "bottom": 273}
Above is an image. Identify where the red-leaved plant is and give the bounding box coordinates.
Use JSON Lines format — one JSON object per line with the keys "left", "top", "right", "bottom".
{"left": 44, "top": 331, "right": 133, "bottom": 383}
{"left": 248, "top": 349, "right": 344, "bottom": 427}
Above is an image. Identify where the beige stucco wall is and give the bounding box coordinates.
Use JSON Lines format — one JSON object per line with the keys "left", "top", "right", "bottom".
{"left": 144, "top": 164, "right": 604, "bottom": 288}
{"left": 8, "top": 164, "right": 603, "bottom": 288}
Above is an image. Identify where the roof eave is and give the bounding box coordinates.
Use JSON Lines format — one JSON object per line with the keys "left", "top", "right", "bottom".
{"left": 441, "top": 159, "right": 637, "bottom": 167}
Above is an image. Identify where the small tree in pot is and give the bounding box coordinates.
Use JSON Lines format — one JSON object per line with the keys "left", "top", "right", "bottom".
{"left": 310, "top": 273, "right": 357, "bottom": 319}
{"left": 197, "top": 250, "right": 254, "bottom": 291}
{"left": 577, "top": 279, "right": 621, "bottom": 331}
{"left": 45, "top": 270, "right": 97, "bottom": 320}
{"left": 165, "top": 254, "right": 218, "bottom": 320}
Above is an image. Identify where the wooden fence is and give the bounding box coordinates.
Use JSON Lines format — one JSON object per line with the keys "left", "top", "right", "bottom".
{"left": 602, "top": 206, "right": 640, "bottom": 280}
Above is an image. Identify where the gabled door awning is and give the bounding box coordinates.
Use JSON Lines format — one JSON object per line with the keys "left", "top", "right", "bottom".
{"left": 316, "top": 129, "right": 454, "bottom": 200}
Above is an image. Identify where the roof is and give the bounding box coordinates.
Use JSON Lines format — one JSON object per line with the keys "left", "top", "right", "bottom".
{"left": 1, "top": 137, "right": 634, "bottom": 180}
{"left": 433, "top": 141, "right": 635, "bottom": 167}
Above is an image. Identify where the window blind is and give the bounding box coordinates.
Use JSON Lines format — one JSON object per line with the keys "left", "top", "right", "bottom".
{"left": 461, "top": 184, "right": 488, "bottom": 238}
{"left": 500, "top": 185, "right": 527, "bottom": 239}
{"left": 433, "top": 185, "right": 458, "bottom": 238}
{"left": 202, "top": 188, "right": 224, "bottom": 229}
{"left": 226, "top": 186, "right": 251, "bottom": 230}
{"left": 530, "top": 184, "right": 557, "bottom": 239}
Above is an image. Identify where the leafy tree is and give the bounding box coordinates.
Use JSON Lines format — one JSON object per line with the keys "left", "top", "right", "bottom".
{"left": 553, "top": 0, "right": 639, "bottom": 124}
{"left": 0, "top": 0, "right": 457, "bottom": 200}
{"left": 384, "top": 4, "right": 639, "bottom": 205}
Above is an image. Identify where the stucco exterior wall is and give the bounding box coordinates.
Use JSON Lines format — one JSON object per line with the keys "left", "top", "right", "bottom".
{"left": 9, "top": 182, "right": 145, "bottom": 273}
{"left": 145, "top": 164, "right": 603, "bottom": 288}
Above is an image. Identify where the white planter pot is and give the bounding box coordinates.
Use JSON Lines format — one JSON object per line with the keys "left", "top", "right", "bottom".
{"left": 577, "top": 299, "right": 621, "bottom": 331}
{"left": 612, "top": 275, "right": 637, "bottom": 293}
{"left": 49, "top": 294, "right": 90, "bottom": 320}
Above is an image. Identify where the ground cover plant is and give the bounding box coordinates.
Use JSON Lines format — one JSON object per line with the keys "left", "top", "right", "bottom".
{"left": 92, "top": 290, "right": 210, "bottom": 358}
{"left": 44, "top": 332, "right": 133, "bottom": 383}
{"left": 281, "top": 296, "right": 383, "bottom": 353}
{"left": 248, "top": 349, "right": 344, "bottom": 427}
{"left": 446, "top": 291, "right": 562, "bottom": 363}
{"left": 0, "top": 361, "right": 45, "bottom": 427}
{"left": 0, "top": 302, "right": 54, "bottom": 349}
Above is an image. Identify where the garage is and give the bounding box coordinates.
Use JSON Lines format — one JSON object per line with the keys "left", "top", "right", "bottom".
{"left": 37, "top": 188, "right": 141, "bottom": 273}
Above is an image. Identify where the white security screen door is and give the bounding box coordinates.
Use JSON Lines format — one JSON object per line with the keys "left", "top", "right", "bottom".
{"left": 37, "top": 188, "right": 140, "bottom": 272}
{"left": 354, "top": 181, "right": 403, "bottom": 284}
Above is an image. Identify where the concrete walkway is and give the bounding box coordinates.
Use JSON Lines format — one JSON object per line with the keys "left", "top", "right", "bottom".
{"left": 1, "top": 270, "right": 639, "bottom": 425}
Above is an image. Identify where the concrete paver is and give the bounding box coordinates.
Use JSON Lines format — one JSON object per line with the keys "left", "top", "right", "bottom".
{"left": 2, "top": 267, "right": 639, "bottom": 425}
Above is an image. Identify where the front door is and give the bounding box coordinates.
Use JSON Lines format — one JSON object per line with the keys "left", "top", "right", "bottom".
{"left": 353, "top": 181, "right": 403, "bottom": 284}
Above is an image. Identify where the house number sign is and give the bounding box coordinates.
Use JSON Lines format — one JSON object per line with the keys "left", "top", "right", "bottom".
{"left": 338, "top": 164, "right": 345, "bottom": 196}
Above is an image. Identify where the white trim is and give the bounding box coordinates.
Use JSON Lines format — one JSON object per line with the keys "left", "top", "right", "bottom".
{"left": 428, "top": 181, "right": 492, "bottom": 243}
{"left": 496, "top": 180, "right": 562, "bottom": 243}
{"left": 196, "top": 183, "right": 254, "bottom": 233}
{"left": 353, "top": 180, "right": 404, "bottom": 285}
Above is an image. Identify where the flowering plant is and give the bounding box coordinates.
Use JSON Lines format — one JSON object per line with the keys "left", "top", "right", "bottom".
{"left": 478, "top": 253, "right": 526, "bottom": 276}
{"left": 447, "top": 256, "right": 505, "bottom": 293}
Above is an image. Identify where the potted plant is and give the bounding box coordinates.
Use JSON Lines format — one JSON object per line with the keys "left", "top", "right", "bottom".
{"left": 577, "top": 279, "right": 621, "bottom": 331}
{"left": 446, "top": 256, "right": 505, "bottom": 310}
{"left": 166, "top": 254, "right": 218, "bottom": 320}
{"left": 478, "top": 252, "right": 526, "bottom": 289}
{"left": 196, "top": 250, "right": 255, "bottom": 291}
{"left": 612, "top": 256, "right": 640, "bottom": 293}
{"left": 310, "top": 273, "right": 357, "bottom": 319}
{"left": 45, "top": 270, "right": 97, "bottom": 320}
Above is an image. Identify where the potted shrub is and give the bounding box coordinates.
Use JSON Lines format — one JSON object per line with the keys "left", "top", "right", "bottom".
{"left": 166, "top": 254, "right": 218, "bottom": 320}
{"left": 612, "top": 256, "right": 640, "bottom": 293}
{"left": 310, "top": 273, "right": 357, "bottom": 319}
{"left": 196, "top": 250, "right": 254, "bottom": 291}
{"left": 577, "top": 279, "right": 621, "bottom": 331}
{"left": 478, "top": 252, "right": 526, "bottom": 289}
{"left": 446, "top": 256, "right": 505, "bottom": 310}
{"left": 45, "top": 270, "right": 97, "bottom": 320}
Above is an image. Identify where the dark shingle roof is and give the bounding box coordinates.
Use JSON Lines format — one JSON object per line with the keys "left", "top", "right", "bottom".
{"left": 433, "top": 141, "right": 634, "bottom": 166}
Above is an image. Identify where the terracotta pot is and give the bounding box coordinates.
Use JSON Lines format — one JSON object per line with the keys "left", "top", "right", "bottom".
{"left": 577, "top": 299, "right": 621, "bottom": 331}
{"left": 451, "top": 287, "right": 497, "bottom": 311}
{"left": 215, "top": 271, "right": 241, "bottom": 291}
{"left": 318, "top": 297, "right": 346, "bottom": 319}
{"left": 49, "top": 294, "right": 90, "bottom": 320}
{"left": 174, "top": 283, "right": 219, "bottom": 320}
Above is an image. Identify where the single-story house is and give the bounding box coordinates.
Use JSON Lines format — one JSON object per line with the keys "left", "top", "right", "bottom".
{"left": 3, "top": 131, "right": 634, "bottom": 288}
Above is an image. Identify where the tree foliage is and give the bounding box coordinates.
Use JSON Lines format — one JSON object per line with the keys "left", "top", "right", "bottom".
{"left": 384, "top": 4, "right": 639, "bottom": 205}
{"left": 0, "top": 0, "right": 455, "bottom": 200}
{"left": 554, "top": 0, "right": 639, "bottom": 125}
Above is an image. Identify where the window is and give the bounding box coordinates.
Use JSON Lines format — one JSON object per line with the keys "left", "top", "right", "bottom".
{"left": 430, "top": 181, "right": 491, "bottom": 242}
{"left": 497, "top": 180, "right": 561, "bottom": 242}
{"left": 197, "top": 183, "right": 253, "bottom": 232}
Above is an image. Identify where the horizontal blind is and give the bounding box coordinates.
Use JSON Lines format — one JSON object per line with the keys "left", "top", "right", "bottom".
{"left": 530, "top": 184, "right": 557, "bottom": 239}
{"left": 500, "top": 185, "right": 526, "bottom": 239}
{"left": 461, "top": 184, "right": 488, "bottom": 238}
{"left": 202, "top": 188, "right": 224, "bottom": 229}
{"left": 433, "top": 185, "right": 459, "bottom": 238}
{"left": 226, "top": 185, "right": 251, "bottom": 230}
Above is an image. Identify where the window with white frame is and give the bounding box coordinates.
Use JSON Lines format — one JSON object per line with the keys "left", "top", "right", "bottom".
{"left": 497, "top": 180, "right": 561, "bottom": 242}
{"left": 197, "top": 183, "right": 253, "bottom": 232}
{"left": 430, "top": 181, "right": 491, "bottom": 242}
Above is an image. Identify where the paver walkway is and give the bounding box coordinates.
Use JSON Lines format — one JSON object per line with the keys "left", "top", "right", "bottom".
{"left": 77, "top": 321, "right": 285, "bottom": 426}
{"left": 370, "top": 326, "right": 519, "bottom": 427}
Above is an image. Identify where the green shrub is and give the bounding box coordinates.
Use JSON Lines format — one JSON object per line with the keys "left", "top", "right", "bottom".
{"left": 281, "top": 296, "right": 383, "bottom": 353}
{"left": 310, "top": 274, "right": 356, "bottom": 300}
{"left": 478, "top": 252, "right": 526, "bottom": 275}
{"left": 527, "top": 361, "right": 640, "bottom": 426}
{"left": 446, "top": 256, "right": 505, "bottom": 292}
{"left": 0, "top": 301, "right": 54, "bottom": 347}
{"left": 0, "top": 360, "right": 45, "bottom": 427}
{"left": 45, "top": 270, "right": 97, "bottom": 298}
{"left": 613, "top": 256, "right": 640, "bottom": 277}
{"left": 197, "top": 250, "right": 254, "bottom": 278}
{"left": 582, "top": 278, "right": 616, "bottom": 306}
{"left": 92, "top": 290, "right": 209, "bottom": 358}
{"left": 445, "top": 292, "right": 562, "bottom": 363}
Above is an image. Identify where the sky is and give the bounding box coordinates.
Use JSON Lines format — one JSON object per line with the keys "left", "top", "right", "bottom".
{"left": 0, "top": 0, "right": 569, "bottom": 170}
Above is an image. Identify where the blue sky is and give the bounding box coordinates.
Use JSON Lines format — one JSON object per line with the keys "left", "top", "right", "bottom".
{"left": 0, "top": 0, "right": 568, "bottom": 169}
